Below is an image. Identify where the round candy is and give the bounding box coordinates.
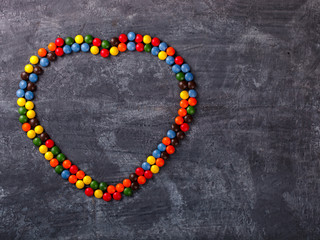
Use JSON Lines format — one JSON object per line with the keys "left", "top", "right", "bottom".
{"left": 136, "top": 43, "right": 144, "bottom": 52}
{"left": 85, "top": 188, "right": 94, "bottom": 197}
{"left": 57, "top": 153, "right": 66, "bottom": 162}
{"left": 34, "top": 125, "right": 43, "bottom": 134}
{"left": 156, "top": 158, "right": 165, "bottom": 167}
{"left": 83, "top": 175, "right": 92, "bottom": 185}
{"left": 30, "top": 55, "right": 39, "bottom": 65}
{"left": 101, "top": 40, "right": 111, "bottom": 49}
{"left": 103, "top": 193, "right": 112, "bottom": 201}
{"left": 116, "top": 183, "right": 124, "bottom": 192}
{"left": 150, "top": 165, "right": 160, "bottom": 174}
{"left": 135, "top": 167, "right": 144, "bottom": 176}
{"left": 175, "top": 56, "right": 184, "bottom": 65}
{"left": 16, "top": 89, "right": 24, "bottom": 98}
{"left": 38, "top": 48, "right": 47, "bottom": 57}
{"left": 143, "top": 35, "right": 151, "bottom": 44}
{"left": 33, "top": 137, "right": 42, "bottom": 146}
{"left": 135, "top": 34, "right": 143, "bottom": 43}
{"left": 188, "top": 89, "right": 197, "bottom": 98}
{"left": 180, "top": 90, "right": 189, "bottom": 100}
{"left": 45, "top": 139, "right": 54, "bottom": 148}
{"left": 17, "top": 98, "right": 26, "bottom": 107}
{"left": 147, "top": 156, "right": 156, "bottom": 165}
{"left": 18, "top": 106, "right": 27, "bottom": 115}
{"left": 55, "top": 47, "right": 64, "bottom": 56}
{"left": 152, "top": 149, "right": 161, "bottom": 159}
{"left": 188, "top": 97, "right": 197, "bottom": 106}
{"left": 65, "top": 37, "right": 74, "bottom": 46}
{"left": 24, "top": 64, "right": 33, "bottom": 74}
{"left": 90, "top": 46, "right": 99, "bottom": 55}
{"left": 123, "top": 187, "right": 133, "bottom": 196}
{"left": 162, "top": 137, "right": 171, "bottom": 145}
{"left": 47, "top": 52, "right": 56, "bottom": 62}
{"left": 61, "top": 170, "right": 71, "bottom": 180}
{"left": 50, "top": 158, "right": 59, "bottom": 168}
{"left": 151, "top": 37, "right": 160, "bottom": 46}
{"left": 71, "top": 43, "right": 80, "bottom": 52}
{"left": 127, "top": 32, "right": 136, "bottom": 41}
{"left": 84, "top": 35, "right": 93, "bottom": 44}
{"left": 92, "top": 38, "right": 101, "bottom": 47}
{"left": 48, "top": 42, "right": 57, "bottom": 51}
{"left": 131, "top": 182, "right": 139, "bottom": 190}
{"left": 90, "top": 180, "right": 99, "bottom": 190}
{"left": 166, "top": 56, "right": 175, "bottom": 65}
{"left": 40, "top": 58, "right": 49, "bottom": 67}
{"left": 180, "top": 123, "right": 190, "bottom": 132}
{"left": 75, "top": 35, "right": 84, "bottom": 44}
{"left": 19, "top": 115, "right": 28, "bottom": 124}
{"left": 22, "top": 123, "right": 31, "bottom": 132}
{"left": 166, "top": 145, "right": 175, "bottom": 154}
{"left": 94, "top": 189, "right": 103, "bottom": 198}
{"left": 118, "top": 43, "right": 127, "bottom": 52}
{"left": 81, "top": 43, "right": 90, "bottom": 52}
{"left": 99, "top": 182, "right": 107, "bottom": 191}
{"left": 29, "top": 73, "right": 38, "bottom": 83}
{"left": 151, "top": 47, "right": 160, "bottom": 56}
{"left": 62, "top": 160, "right": 71, "bottom": 169}
{"left": 119, "top": 34, "right": 128, "bottom": 43}
{"left": 76, "top": 180, "right": 85, "bottom": 189}
{"left": 176, "top": 72, "right": 185, "bottom": 81}
{"left": 187, "top": 106, "right": 195, "bottom": 115}
{"left": 25, "top": 101, "right": 34, "bottom": 110}
{"left": 55, "top": 38, "right": 64, "bottom": 47}
{"left": 158, "top": 51, "right": 167, "bottom": 60}
{"left": 55, "top": 165, "right": 63, "bottom": 174}
{"left": 113, "top": 192, "right": 122, "bottom": 201}
{"left": 142, "top": 162, "right": 151, "bottom": 170}
{"left": 107, "top": 185, "right": 116, "bottom": 194}
{"left": 51, "top": 146, "right": 60, "bottom": 155}
{"left": 110, "top": 46, "right": 119, "bottom": 56}
{"left": 144, "top": 170, "right": 153, "bottom": 179}
{"left": 137, "top": 176, "right": 146, "bottom": 185}
{"left": 157, "top": 143, "right": 166, "bottom": 152}
{"left": 33, "top": 66, "right": 43, "bottom": 75}
{"left": 166, "top": 47, "right": 175, "bottom": 56}
{"left": 69, "top": 175, "right": 77, "bottom": 184}
{"left": 123, "top": 179, "right": 131, "bottom": 188}
{"left": 100, "top": 49, "right": 110, "bottom": 58}
{"left": 144, "top": 44, "right": 152, "bottom": 52}
{"left": 167, "top": 130, "right": 176, "bottom": 139}
{"left": 63, "top": 45, "right": 72, "bottom": 54}
{"left": 39, "top": 145, "right": 48, "bottom": 154}
{"left": 76, "top": 170, "right": 85, "bottom": 179}
{"left": 110, "top": 37, "right": 120, "bottom": 46}
{"left": 25, "top": 91, "right": 34, "bottom": 100}
{"left": 181, "top": 64, "right": 190, "bottom": 73}
{"left": 172, "top": 64, "right": 181, "bottom": 74}
{"left": 159, "top": 42, "right": 168, "bottom": 51}
{"left": 127, "top": 42, "right": 135, "bottom": 51}
{"left": 185, "top": 72, "right": 194, "bottom": 81}
{"left": 178, "top": 108, "right": 187, "bottom": 117}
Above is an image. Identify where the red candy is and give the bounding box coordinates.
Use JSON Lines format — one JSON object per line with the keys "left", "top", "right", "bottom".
{"left": 136, "top": 43, "right": 144, "bottom": 52}
{"left": 119, "top": 34, "right": 128, "bottom": 43}
{"left": 100, "top": 49, "right": 109, "bottom": 58}
{"left": 135, "top": 34, "right": 143, "bottom": 43}
{"left": 45, "top": 139, "right": 54, "bottom": 148}
{"left": 103, "top": 192, "right": 112, "bottom": 202}
{"left": 175, "top": 56, "right": 184, "bottom": 65}
{"left": 144, "top": 170, "right": 153, "bottom": 179}
{"left": 135, "top": 167, "right": 144, "bottom": 176}
{"left": 69, "top": 165, "right": 78, "bottom": 174}
{"left": 55, "top": 47, "right": 64, "bottom": 56}
{"left": 55, "top": 38, "right": 64, "bottom": 47}
{"left": 92, "top": 38, "right": 101, "bottom": 47}
{"left": 180, "top": 123, "right": 189, "bottom": 132}
{"left": 166, "top": 145, "right": 175, "bottom": 154}
{"left": 113, "top": 192, "right": 122, "bottom": 201}
{"left": 85, "top": 188, "right": 94, "bottom": 197}
{"left": 151, "top": 37, "right": 160, "bottom": 46}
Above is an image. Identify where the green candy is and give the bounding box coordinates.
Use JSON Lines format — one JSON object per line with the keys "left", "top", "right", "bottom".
{"left": 123, "top": 187, "right": 133, "bottom": 196}
{"left": 51, "top": 146, "right": 60, "bottom": 155}
{"left": 18, "top": 106, "right": 27, "bottom": 115}
{"left": 84, "top": 35, "right": 93, "bottom": 44}
{"left": 176, "top": 72, "right": 185, "bottom": 81}
{"left": 187, "top": 106, "right": 195, "bottom": 115}
{"left": 101, "top": 40, "right": 111, "bottom": 49}
{"left": 99, "top": 182, "right": 107, "bottom": 191}
{"left": 33, "top": 137, "right": 42, "bottom": 146}
{"left": 144, "top": 44, "right": 151, "bottom": 52}
{"left": 57, "top": 153, "right": 66, "bottom": 162}
{"left": 55, "top": 165, "right": 63, "bottom": 174}
{"left": 19, "top": 115, "right": 28, "bottom": 124}
{"left": 65, "top": 37, "right": 74, "bottom": 46}
{"left": 90, "top": 180, "right": 99, "bottom": 190}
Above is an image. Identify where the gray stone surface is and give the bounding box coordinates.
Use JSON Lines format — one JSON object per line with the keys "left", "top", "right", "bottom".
{"left": 0, "top": 0, "right": 320, "bottom": 239}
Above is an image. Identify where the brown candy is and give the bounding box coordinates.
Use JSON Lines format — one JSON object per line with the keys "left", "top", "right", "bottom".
{"left": 188, "top": 81, "right": 196, "bottom": 89}
{"left": 184, "top": 115, "right": 193, "bottom": 123}
{"left": 33, "top": 66, "right": 43, "bottom": 75}
{"left": 171, "top": 137, "right": 179, "bottom": 146}
{"left": 27, "top": 82, "right": 36, "bottom": 92}
{"left": 131, "top": 182, "right": 140, "bottom": 190}
{"left": 177, "top": 131, "right": 185, "bottom": 140}
{"left": 21, "top": 72, "right": 29, "bottom": 80}
{"left": 161, "top": 152, "right": 169, "bottom": 160}
{"left": 178, "top": 81, "right": 188, "bottom": 90}
{"left": 47, "top": 52, "right": 56, "bottom": 61}
{"left": 129, "top": 173, "right": 138, "bottom": 182}
{"left": 40, "top": 132, "right": 49, "bottom": 141}
{"left": 29, "top": 118, "right": 39, "bottom": 128}
{"left": 110, "top": 37, "right": 120, "bottom": 46}
{"left": 171, "top": 123, "right": 180, "bottom": 132}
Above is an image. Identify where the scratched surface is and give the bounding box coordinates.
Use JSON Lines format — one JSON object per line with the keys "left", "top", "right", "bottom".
{"left": 0, "top": 0, "right": 320, "bottom": 239}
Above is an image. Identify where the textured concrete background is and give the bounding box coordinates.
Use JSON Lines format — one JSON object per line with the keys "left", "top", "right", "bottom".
{"left": 1, "top": 0, "right": 320, "bottom": 239}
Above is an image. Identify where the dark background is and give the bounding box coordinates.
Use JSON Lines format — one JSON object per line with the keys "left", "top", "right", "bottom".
{"left": 1, "top": 0, "right": 320, "bottom": 239}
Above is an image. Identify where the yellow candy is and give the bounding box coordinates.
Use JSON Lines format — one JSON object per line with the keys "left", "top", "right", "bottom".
{"left": 147, "top": 156, "right": 156, "bottom": 165}
{"left": 180, "top": 90, "right": 189, "bottom": 100}
{"left": 27, "top": 130, "right": 36, "bottom": 139}
{"left": 76, "top": 180, "right": 85, "bottom": 189}
{"left": 25, "top": 101, "right": 34, "bottom": 110}
{"left": 143, "top": 35, "right": 151, "bottom": 44}
{"left": 24, "top": 64, "right": 34, "bottom": 73}
{"left": 26, "top": 110, "right": 36, "bottom": 119}
{"left": 90, "top": 46, "right": 99, "bottom": 55}
{"left": 110, "top": 46, "right": 119, "bottom": 56}
{"left": 44, "top": 151, "right": 54, "bottom": 160}
{"left": 75, "top": 35, "right": 84, "bottom": 44}
{"left": 17, "top": 98, "right": 26, "bottom": 107}
{"left": 150, "top": 165, "right": 159, "bottom": 174}
{"left": 30, "top": 55, "right": 39, "bottom": 65}
{"left": 83, "top": 176, "right": 92, "bottom": 185}
{"left": 39, "top": 145, "right": 48, "bottom": 154}
{"left": 158, "top": 51, "right": 167, "bottom": 60}
{"left": 94, "top": 189, "right": 103, "bottom": 198}
{"left": 34, "top": 125, "right": 44, "bottom": 134}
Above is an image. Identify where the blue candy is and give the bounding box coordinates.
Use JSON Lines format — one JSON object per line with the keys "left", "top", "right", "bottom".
{"left": 167, "top": 130, "right": 176, "bottom": 139}
{"left": 127, "top": 32, "right": 136, "bottom": 41}
{"left": 61, "top": 170, "right": 71, "bottom": 180}
{"left": 157, "top": 143, "right": 166, "bottom": 152}
{"left": 166, "top": 56, "right": 175, "bottom": 65}
{"left": 71, "top": 43, "right": 80, "bottom": 52}
{"left": 152, "top": 149, "right": 161, "bottom": 158}
{"left": 63, "top": 45, "right": 72, "bottom": 54}
{"left": 19, "top": 80, "right": 27, "bottom": 89}
{"left": 127, "top": 42, "right": 136, "bottom": 51}
{"left": 172, "top": 64, "right": 181, "bottom": 74}
{"left": 181, "top": 64, "right": 190, "bottom": 73}
{"left": 16, "top": 89, "right": 25, "bottom": 98}
{"left": 159, "top": 42, "right": 168, "bottom": 51}
{"left": 188, "top": 89, "right": 197, "bottom": 98}
{"left": 185, "top": 72, "right": 194, "bottom": 81}
{"left": 151, "top": 47, "right": 160, "bottom": 56}
{"left": 142, "top": 162, "right": 151, "bottom": 171}
{"left": 40, "top": 58, "right": 49, "bottom": 67}
{"left": 81, "top": 43, "right": 90, "bottom": 52}
{"left": 25, "top": 91, "right": 34, "bottom": 100}
{"left": 29, "top": 73, "right": 38, "bottom": 83}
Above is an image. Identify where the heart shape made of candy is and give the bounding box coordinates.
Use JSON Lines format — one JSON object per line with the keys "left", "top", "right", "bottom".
{"left": 16, "top": 32, "right": 197, "bottom": 202}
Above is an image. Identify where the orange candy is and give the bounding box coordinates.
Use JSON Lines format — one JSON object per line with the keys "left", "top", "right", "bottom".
{"left": 166, "top": 47, "right": 175, "bottom": 56}
{"left": 137, "top": 176, "right": 146, "bottom": 185}
{"left": 38, "top": 48, "right": 47, "bottom": 57}
{"left": 48, "top": 42, "right": 56, "bottom": 51}
{"left": 123, "top": 179, "right": 131, "bottom": 188}
{"left": 118, "top": 43, "right": 127, "bottom": 52}
{"left": 68, "top": 175, "right": 77, "bottom": 184}
{"left": 162, "top": 137, "right": 171, "bottom": 146}
{"left": 178, "top": 108, "right": 187, "bottom": 117}
{"left": 180, "top": 99, "right": 188, "bottom": 108}
{"left": 76, "top": 170, "right": 85, "bottom": 179}
{"left": 50, "top": 158, "right": 59, "bottom": 168}
{"left": 22, "top": 123, "right": 31, "bottom": 132}
{"left": 175, "top": 116, "right": 184, "bottom": 125}
{"left": 156, "top": 158, "right": 165, "bottom": 167}
{"left": 62, "top": 160, "right": 71, "bottom": 169}
{"left": 188, "top": 97, "right": 197, "bottom": 106}
{"left": 116, "top": 183, "right": 124, "bottom": 192}
{"left": 107, "top": 185, "right": 116, "bottom": 194}
{"left": 166, "top": 145, "right": 175, "bottom": 154}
